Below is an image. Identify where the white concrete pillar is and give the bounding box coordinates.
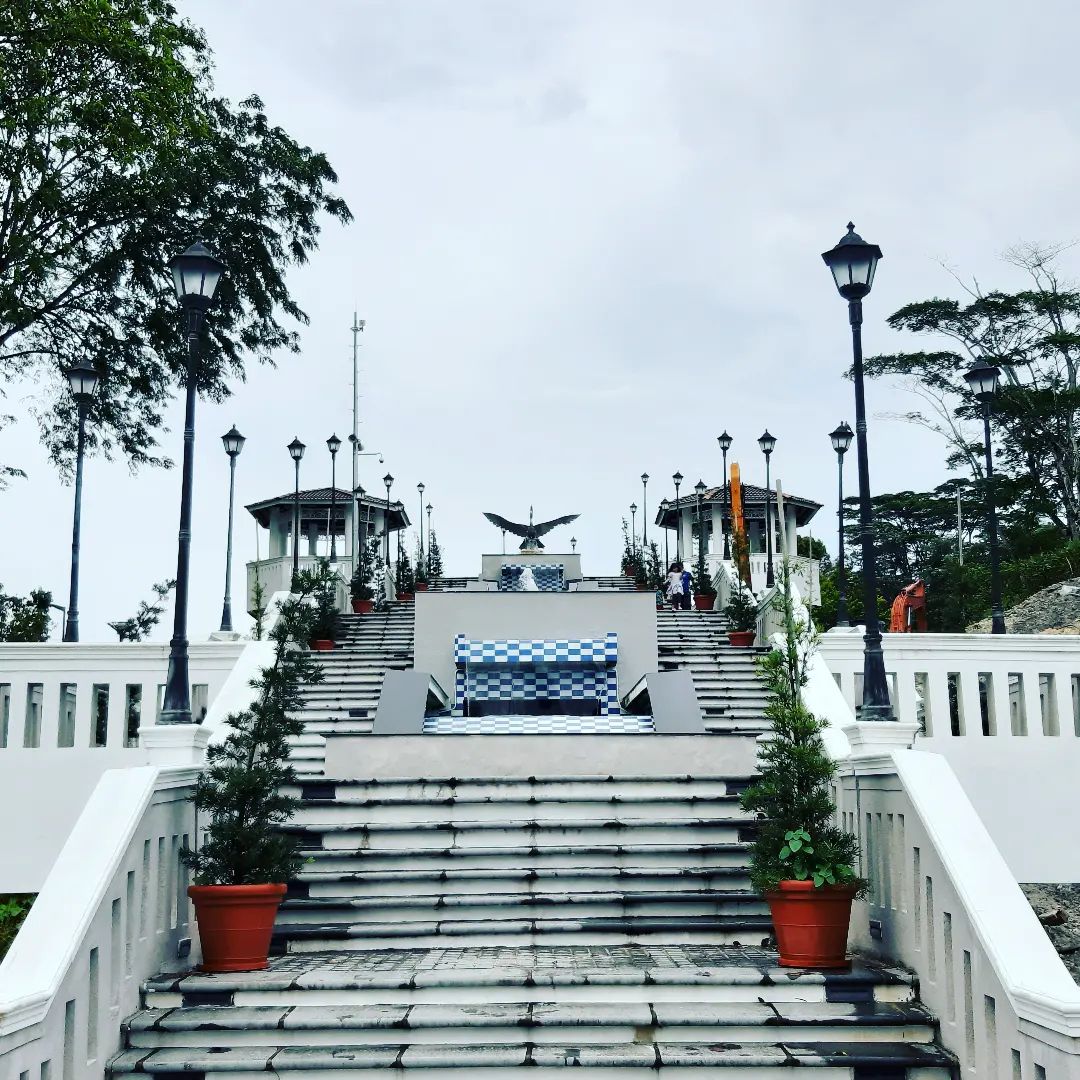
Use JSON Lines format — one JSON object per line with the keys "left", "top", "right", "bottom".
{"left": 710, "top": 504, "right": 723, "bottom": 556}
{"left": 268, "top": 510, "right": 287, "bottom": 558}
{"left": 678, "top": 508, "right": 693, "bottom": 565}
{"left": 786, "top": 510, "right": 797, "bottom": 558}
{"left": 306, "top": 520, "right": 319, "bottom": 557}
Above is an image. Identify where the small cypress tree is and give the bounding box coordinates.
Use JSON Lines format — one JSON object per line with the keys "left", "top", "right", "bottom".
{"left": 183, "top": 569, "right": 326, "bottom": 885}
{"left": 740, "top": 570, "right": 866, "bottom": 895}
{"left": 427, "top": 530, "right": 444, "bottom": 577}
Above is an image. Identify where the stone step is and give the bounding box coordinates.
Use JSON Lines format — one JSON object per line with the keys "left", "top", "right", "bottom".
{"left": 284, "top": 816, "right": 755, "bottom": 852}
{"left": 273, "top": 912, "right": 775, "bottom": 952}
{"left": 276, "top": 889, "right": 768, "bottom": 925}
{"left": 122, "top": 999, "right": 937, "bottom": 1050}
{"left": 298, "top": 842, "right": 753, "bottom": 875}
{"left": 295, "top": 865, "right": 752, "bottom": 896}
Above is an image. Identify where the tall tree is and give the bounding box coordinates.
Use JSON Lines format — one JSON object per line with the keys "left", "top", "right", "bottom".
{"left": 0, "top": 0, "right": 351, "bottom": 482}
{"left": 865, "top": 245, "right": 1080, "bottom": 539}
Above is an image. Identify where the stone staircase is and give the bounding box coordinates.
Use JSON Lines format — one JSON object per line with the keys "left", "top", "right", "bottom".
{"left": 287, "top": 604, "right": 416, "bottom": 775}
{"left": 428, "top": 577, "right": 470, "bottom": 591}
{"left": 111, "top": 770, "right": 955, "bottom": 1078}
{"left": 656, "top": 610, "right": 771, "bottom": 736}
{"left": 589, "top": 575, "right": 638, "bottom": 591}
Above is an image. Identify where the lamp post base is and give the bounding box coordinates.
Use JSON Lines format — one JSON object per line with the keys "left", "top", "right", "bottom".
{"left": 855, "top": 702, "right": 895, "bottom": 723}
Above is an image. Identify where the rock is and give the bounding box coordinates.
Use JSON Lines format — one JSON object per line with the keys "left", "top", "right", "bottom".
{"left": 967, "top": 576, "right": 1080, "bottom": 634}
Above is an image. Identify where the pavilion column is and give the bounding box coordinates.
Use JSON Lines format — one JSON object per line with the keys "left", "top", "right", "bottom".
{"left": 710, "top": 504, "right": 723, "bottom": 558}
{"left": 679, "top": 509, "right": 693, "bottom": 565}
{"left": 786, "top": 511, "right": 797, "bottom": 558}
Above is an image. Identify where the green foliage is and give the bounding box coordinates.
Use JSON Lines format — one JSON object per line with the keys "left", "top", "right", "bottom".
{"left": 395, "top": 548, "right": 415, "bottom": 594}
{"left": 349, "top": 534, "right": 378, "bottom": 602}
{"left": 250, "top": 574, "right": 267, "bottom": 640}
{"left": 182, "top": 570, "right": 325, "bottom": 885}
{"left": 427, "top": 529, "right": 444, "bottom": 578}
{"left": 620, "top": 519, "right": 635, "bottom": 575}
{"left": 0, "top": 585, "right": 51, "bottom": 641}
{"left": 722, "top": 587, "right": 758, "bottom": 633}
{"left": 740, "top": 576, "right": 866, "bottom": 896}
{"left": 0, "top": 894, "right": 34, "bottom": 959}
{"left": 0, "top": 0, "right": 351, "bottom": 483}
{"left": 108, "top": 578, "right": 175, "bottom": 641}
{"left": 644, "top": 541, "right": 664, "bottom": 592}
{"left": 414, "top": 537, "right": 429, "bottom": 586}
{"left": 308, "top": 559, "right": 339, "bottom": 641}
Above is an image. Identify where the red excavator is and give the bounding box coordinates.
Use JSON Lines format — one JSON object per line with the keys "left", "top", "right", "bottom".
{"left": 889, "top": 579, "right": 927, "bottom": 633}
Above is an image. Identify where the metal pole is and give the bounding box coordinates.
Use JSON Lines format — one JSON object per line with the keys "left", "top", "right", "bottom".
{"left": 385, "top": 488, "right": 391, "bottom": 568}
{"left": 983, "top": 403, "right": 1006, "bottom": 634}
{"left": 957, "top": 488, "right": 964, "bottom": 566}
{"left": 63, "top": 397, "right": 89, "bottom": 642}
{"left": 835, "top": 450, "right": 849, "bottom": 627}
{"left": 419, "top": 489, "right": 425, "bottom": 569}
{"left": 721, "top": 447, "right": 730, "bottom": 561}
{"left": 351, "top": 315, "right": 363, "bottom": 566}
{"left": 329, "top": 448, "right": 338, "bottom": 562}
{"left": 160, "top": 315, "right": 200, "bottom": 724}
{"left": 631, "top": 505, "right": 637, "bottom": 552}
{"left": 849, "top": 298, "right": 894, "bottom": 720}
{"left": 764, "top": 453, "right": 774, "bottom": 587}
{"left": 292, "top": 458, "right": 301, "bottom": 580}
{"left": 674, "top": 479, "right": 682, "bottom": 562}
{"left": 642, "top": 475, "right": 649, "bottom": 548}
{"left": 220, "top": 450, "right": 237, "bottom": 632}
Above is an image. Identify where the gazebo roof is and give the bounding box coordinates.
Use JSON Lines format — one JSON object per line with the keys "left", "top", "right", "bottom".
{"left": 245, "top": 487, "right": 410, "bottom": 530}
{"left": 656, "top": 483, "right": 821, "bottom": 528}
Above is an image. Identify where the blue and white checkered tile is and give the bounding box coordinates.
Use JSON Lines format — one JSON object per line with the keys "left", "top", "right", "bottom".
{"left": 424, "top": 714, "right": 655, "bottom": 735}
{"left": 452, "top": 668, "right": 620, "bottom": 716}
{"left": 453, "top": 633, "right": 618, "bottom": 666}
{"left": 498, "top": 564, "right": 566, "bottom": 592}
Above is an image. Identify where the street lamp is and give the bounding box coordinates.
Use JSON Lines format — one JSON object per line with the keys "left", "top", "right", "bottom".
{"left": 660, "top": 498, "right": 670, "bottom": 568}
{"left": 829, "top": 422, "right": 854, "bottom": 627}
{"left": 219, "top": 425, "right": 245, "bottom": 632}
{"left": 694, "top": 478, "right": 706, "bottom": 567}
{"left": 417, "top": 482, "right": 426, "bottom": 572}
{"left": 571, "top": 536, "right": 577, "bottom": 552}
{"left": 160, "top": 239, "right": 225, "bottom": 725}
{"left": 717, "top": 431, "right": 733, "bottom": 560}
{"left": 672, "top": 472, "right": 683, "bottom": 562}
{"left": 288, "top": 437, "right": 306, "bottom": 581}
{"left": 964, "top": 361, "right": 1006, "bottom": 634}
{"left": 641, "top": 473, "right": 650, "bottom": 548}
{"left": 62, "top": 358, "right": 101, "bottom": 642}
{"left": 326, "top": 434, "right": 341, "bottom": 562}
{"left": 354, "top": 483, "right": 367, "bottom": 584}
{"left": 757, "top": 430, "right": 776, "bottom": 588}
{"left": 383, "top": 473, "right": 393, "bottom": 569}
{"left": 426, "top": 502, "right": 433, "bottom": 573}
{"left": 822, "top": 222, "right": 892, "bottom": 720}
{"left": 630, "top": 503, "right": 637, "bottom": 552}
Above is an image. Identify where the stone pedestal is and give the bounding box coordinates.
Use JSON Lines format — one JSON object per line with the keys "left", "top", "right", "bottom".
{"left": 842, "top": 720, "right": 920, "bottom": 773}
{"left": 140, "top": 724, "right": 211, "bottom": 766}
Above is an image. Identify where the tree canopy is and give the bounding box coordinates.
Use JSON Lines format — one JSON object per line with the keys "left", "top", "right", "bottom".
{"left": 0, "top": 0, "right": 351, "bottom": 483}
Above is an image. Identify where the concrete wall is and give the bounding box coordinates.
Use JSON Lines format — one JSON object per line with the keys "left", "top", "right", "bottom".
{"left": 479, "top": 553, "right": 582, "bottom": 582}
{"left": 413, "top": 591, "right": 657, "bottom": 702}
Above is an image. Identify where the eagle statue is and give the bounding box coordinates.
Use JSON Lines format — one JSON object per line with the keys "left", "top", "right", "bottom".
{"left": 484, "top": 507, "right": 579, "bottom": 551}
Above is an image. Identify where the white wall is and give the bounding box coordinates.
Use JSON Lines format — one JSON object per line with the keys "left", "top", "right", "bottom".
{"left": 413, "top": 591, "right": 658, "bottom": 701}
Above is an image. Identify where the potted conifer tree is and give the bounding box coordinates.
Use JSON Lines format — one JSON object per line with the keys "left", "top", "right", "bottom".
{"left": 722, "top": 587, "right": 758, "bottom": 645}
{"left": 183, "top": 572, "right": 325, "bottom": 972}
{"left": 414, "top": 539, "right": 430, "bottom": 592}
{"left": 350, "top": 536, "right": 376, "bottom": 613}
{"left": 395, "top": 549, "right": 415, "bottom": 602}
{"left": 308, "top": 558, "right": 339, "bottom": 650}
{"left": 740, "top": 572, "right": 867, "bottom": 968}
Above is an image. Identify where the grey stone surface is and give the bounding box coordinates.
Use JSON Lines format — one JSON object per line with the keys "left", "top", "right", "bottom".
{"left": 646, "top": 669, "right": 706, "bottom": 733}
{"left": 409, "top": 1002, "right": 528, "bottom": 1027}
{"left": 282, "top": 1003, "right": 409, "bottom": 1028}
{"left": 969, "top": 576, "right": 1080, "bottom": 634}
{"left": 400, "top": 1043, "right": 529, "bottom": 1067}
{"left": 530, "top": 1001, "right": 652, "bottom": 1026}
{"left": 371, "top": 669, "right": 430, "bottom": 734}
{"left": 272, "top": 1044, "right": 401, "bottom": 1068}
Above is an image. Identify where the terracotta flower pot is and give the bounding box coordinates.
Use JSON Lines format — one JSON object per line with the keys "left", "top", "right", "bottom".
{"left": 309, "top": 639, "right": 335, "bottom": 651}
{"left": 765, "top": 880, "right": 856, "bottom": 970}
{"left": 350, "top": 598, "right": 374, "bottom": 614}
{"left": 694, "top": 594, "right": 716, "bottom": 610}
{"left": 188, "top": 883, "right": 286, "bottom": 973}
{"left": 396, "top": 592, "right": 415, "bottom": 602}
{"left": 415, "top": 582, "right": 429, "bottom": 592}
{"left": 635, "top": 582, "right": 650, "bottom": 591}
{"left": 727, "top": 630, "right": 756, "bottom": 647}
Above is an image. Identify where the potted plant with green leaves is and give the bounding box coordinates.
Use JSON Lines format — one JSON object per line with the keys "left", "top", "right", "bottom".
{"left": 395, "top": 549, "right": 415, "bottom": 602}
{"left": 740, "top": 571, "right": 867, "bottom": 969}
{"left": 308, "top": 558, "right": 339, "bottom": 650}
{"left": 350, "top": 566, "right": 374, "bottom": 614}
{"left": 183, "top": 573, "right": 325, "bottom": 972}
{"left": 620, "top": 519, "right": 635, "bottom": 577}
{"left": 723, "top": 586, "right": 758, "bottom": 646}
{"left": 414, "top": 539, "right": 430, "bottom": 592}
{"left": 694, "top": 549, "right": 716, "bottom": 610}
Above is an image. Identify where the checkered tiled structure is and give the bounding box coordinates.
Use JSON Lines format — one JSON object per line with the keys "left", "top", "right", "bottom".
{"left": 453, "top": 632, "right": 620, "bottom": 717}
{"left": 425, "top": 714, "right": 653, "bottom": 734}
{"left": 498, "top": 564, "right": 566, "bottom": 591}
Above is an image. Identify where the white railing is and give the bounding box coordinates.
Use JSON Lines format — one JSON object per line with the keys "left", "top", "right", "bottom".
{"left": 707, "top": 552, "right": 820, "bottom": 603}
{"left": 247, "top": 557, "right": 351, "bottom": 617}
{"left": 835, "top": 748, "right": 1080, "bottom": 1079}
{"left": 0, "top": 765, "right": 200, "bottom": 1080}
{"left": 0, "top": 641, "right": 246, "bottom": 751}
{"left": 819, "top": 632, "right": 1080, "bottom": 740}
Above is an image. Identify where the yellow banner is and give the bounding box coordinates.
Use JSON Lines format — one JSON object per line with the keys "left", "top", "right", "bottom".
{"left": 729, "top": 463, "right": 752, "bottom": 587}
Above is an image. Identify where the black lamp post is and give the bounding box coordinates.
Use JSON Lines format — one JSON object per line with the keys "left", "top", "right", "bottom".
{"left": 355, "top": 483, "right": 367, "bottom": 582}
{"left": 288, "top": 437, "right": 305, "bottom": 583}
{"left": 383, "top": 473, "right": 394, "bottom": 569}
{"left": 717, "top": 431, "right": 732, "bottom": 560}
{"left": 630, "top": 503, "right": 637, "bottom": 552}
{"left": 822, "top": 222, "right": 892, "bottom": 721}
{"left": 660, "top": 498, "right": 670, "bottom": 568}
{"left": 672, "top": 472, "right": 683, "bottom": 562}
{"left": 571, "top": 536, "right": 577, "bottom": 552}
{"left": 62, "top": 358, "right": 101, "bottom": 642}
{"left": 327, "top": 433, "right": 341, "bottom": 562}
{"left": 829, "top": 422, "right": 853, "bottom": 627}
{"left": 160, "top": 240, "right": 225, "bottom": 725}
{"left": 426, "top": 501, "right": 433, "bottom": 573}
{"left": 964, "top": 361, "right": 1006, "bottom": 634}
{"left": 694, "top": 478, "right": 707, "bottom": 582}
{"left": 417, "top": 482, "right": 426, "bottom": 571}
{"left": 641, "top": 473, "right": 650, "bottom": 548}
{"left": 758, "top": 430, "right": 776, "bottom": 588}
{"left": 219, "top": 425, "right": 245, "bottom": 632}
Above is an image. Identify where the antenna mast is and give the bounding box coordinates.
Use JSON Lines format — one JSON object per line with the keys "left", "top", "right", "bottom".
{"left": 351, "top": 313, "right": 365, "bottom": 560}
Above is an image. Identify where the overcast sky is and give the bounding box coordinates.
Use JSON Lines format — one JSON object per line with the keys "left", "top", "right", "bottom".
{"left": 4, "top": 0, "right": 1080, "bottom": 640}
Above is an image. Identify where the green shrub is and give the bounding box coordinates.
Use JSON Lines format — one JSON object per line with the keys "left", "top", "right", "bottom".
{"left": 0, "top": 894, "right": 34, "bottom": 959}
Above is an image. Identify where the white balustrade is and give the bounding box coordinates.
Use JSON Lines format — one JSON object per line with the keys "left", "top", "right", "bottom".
{"left": 0, "top": 765, "right": 200, "bottom": 1080}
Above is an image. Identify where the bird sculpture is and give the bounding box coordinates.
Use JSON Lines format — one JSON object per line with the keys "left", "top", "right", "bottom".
{"left": 483, "top": 507, "right": 579, "bottom": 551}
